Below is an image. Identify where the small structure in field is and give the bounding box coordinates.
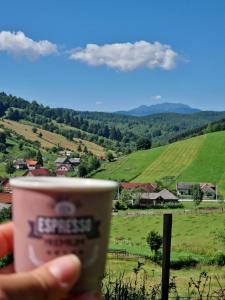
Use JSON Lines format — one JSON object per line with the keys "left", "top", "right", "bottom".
{"left": 139, "top": 189, "right": 178, "bottom": 207}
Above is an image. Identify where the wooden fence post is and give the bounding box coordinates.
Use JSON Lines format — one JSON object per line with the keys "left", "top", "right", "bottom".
{"left": 161, "top": 213, "right": 172, "bottom": 300}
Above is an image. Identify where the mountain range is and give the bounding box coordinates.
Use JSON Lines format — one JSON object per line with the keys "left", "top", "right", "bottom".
{"left": 115, "top": 102, "right": 201, "bottom": 116}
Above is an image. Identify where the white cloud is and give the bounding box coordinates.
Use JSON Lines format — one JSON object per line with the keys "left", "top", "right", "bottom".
{"left": 70, "top": 41, "right": 178, "bottom": 71}
{"left": 151, "top": 95, "right": 162, "bottom": 101}
{"left": 95, "top": 101, "right": 103, "bottom": 106}
{"left": 0, "top": 31, "right": 57, "bottom": 59}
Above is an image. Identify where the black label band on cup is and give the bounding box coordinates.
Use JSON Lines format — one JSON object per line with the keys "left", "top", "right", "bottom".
{"left": 28, "top": 216, "right": 101, "bottom": 239}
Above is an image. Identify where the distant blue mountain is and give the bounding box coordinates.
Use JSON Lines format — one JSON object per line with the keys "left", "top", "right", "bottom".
{"left": 115, "top": 102, "right": 201, "bottom": 116}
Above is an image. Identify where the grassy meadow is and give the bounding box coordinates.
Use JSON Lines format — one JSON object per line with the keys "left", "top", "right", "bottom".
{"left": 93, "top": 130, "right": 225, "bottom": 195}
{"left": 107, "top": 204, "right": 225, "bottom": 293}
{"left": 109, "top": 209, "right": 224, "bottom": 261}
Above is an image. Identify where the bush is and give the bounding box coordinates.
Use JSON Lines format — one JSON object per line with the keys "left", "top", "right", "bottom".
{"left": 0, "top": 207, "right": 12, "bottom": 223}
{"left": 210, "top": 253, "right": 225, "bottom": 266}
{"left": 170, "top": 256, "right": 199, "bottom": 270}
{"left": 115, "top": 200, "right": 128, "bottom": 210}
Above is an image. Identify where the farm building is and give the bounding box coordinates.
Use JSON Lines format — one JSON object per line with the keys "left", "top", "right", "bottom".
{"left": 139, "top": 189, "right": 178, "bottom": 207}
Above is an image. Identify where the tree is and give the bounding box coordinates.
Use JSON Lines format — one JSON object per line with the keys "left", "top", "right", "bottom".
{"left": 78, "top": 165, "right": 88, "bottom": 177}
{"left": 193, "top": 184, "right": 203, "bottom": 207}
{"left": 36, "top": 150, "right": 43, "bottom": 166}
{"left": 136, "top": 138, "right": 152, "bottom": 150}
{"left": 83, "top": 146, "right": 88, "bottom": 153}
{"left": 0, "top": 143, "right": 6, "bottom": 152}
{"left": 106, "top": 151, "right": 114, "bottom": 162}
{"left": 18, "top": 142, "right": 24, "bottom": 151}
{"left": 5, "top": 160, "right": 16, "bottom": 176}
{"left": 0, "top": 132, "right": 6, "bottom": 144}
{"left": 147, "top": 231, "right": 163, "bottom": 257}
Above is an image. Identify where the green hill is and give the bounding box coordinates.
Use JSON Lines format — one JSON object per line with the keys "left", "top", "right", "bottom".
{"left": 93, "top": 131, "right": 225, "bottom": 195}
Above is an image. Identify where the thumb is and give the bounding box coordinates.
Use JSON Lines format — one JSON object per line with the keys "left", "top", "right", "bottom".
{"left": 0, "top": 254, "right": 81, "bottom": 300}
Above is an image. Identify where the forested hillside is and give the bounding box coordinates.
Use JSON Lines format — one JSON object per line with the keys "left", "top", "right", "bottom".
{"left": 1, "top": 92, "right": 225, "bottom": 154}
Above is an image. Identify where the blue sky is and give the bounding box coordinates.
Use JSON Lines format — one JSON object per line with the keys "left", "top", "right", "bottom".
{"left": 0, "top": 0, "right": 225, "bottom": 112}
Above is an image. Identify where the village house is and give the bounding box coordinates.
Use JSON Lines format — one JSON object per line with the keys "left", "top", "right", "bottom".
{"left": 176, "top": 182, "right": 194, "bottom": 196}
{"left": 25, "top": 168, "right": 51, "bottom": 176}
{"left": 26, "top": 160, "right": 38, "bottom": 170}
{"left": 13, "top": 159, "right": 28, "bottom": 170}
{"left": 120, "top": 182, "right": 157, "bottom": 192}
{"left": 69, "top": 158, "right": 81, "bottom": 166}
{"left": 177, "top": 182, "right": 216, "bottom": 199}
{"left": 55, "top": 157, "right": 80, "bottom": 169}
{"left": 200, "top": 183, "right": 216, "bottom": 199}
{"left": 139, "top": 189, "right": 179, "bottom": 208}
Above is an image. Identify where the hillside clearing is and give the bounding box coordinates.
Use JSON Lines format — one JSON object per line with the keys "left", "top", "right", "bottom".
{"left": 0, "top": 119, "right": 105, "bottom": 156}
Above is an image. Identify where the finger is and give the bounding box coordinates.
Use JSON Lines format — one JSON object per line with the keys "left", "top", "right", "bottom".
{"left": 0, "top": 264, "right": 14, "bottom": 274}
{"left": 0, "top": 254, "right": 81, "bottom": 300}
{"left": 0, "top": 222, "right": 13, "bottom": 258}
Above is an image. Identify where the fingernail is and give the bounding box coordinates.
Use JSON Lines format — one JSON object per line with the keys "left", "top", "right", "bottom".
{"left": 49, "top": 254, "right": 81, "bottom": 287}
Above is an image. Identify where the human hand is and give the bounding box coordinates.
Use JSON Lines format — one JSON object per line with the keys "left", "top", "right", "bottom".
{"left": 0, "top": 222, "right": 101, "bottom": 300}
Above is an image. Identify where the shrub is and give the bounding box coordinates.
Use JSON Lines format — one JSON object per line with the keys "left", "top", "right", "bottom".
{"left": 0, "top": 207, "right": 12, "bottom": 223}
{"left": 170, "top": 256, "right": 199, "bottom": 270}
{"left": 210, "top": 253, "right": 225, "bottom": 266}
{"left": 115, "top": 200, "right": 128, "bottom": 210}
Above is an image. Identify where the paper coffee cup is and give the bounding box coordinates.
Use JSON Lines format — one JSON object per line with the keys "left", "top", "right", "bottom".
{"left": 10, "top": 177, "right": 118, "bottom": 295}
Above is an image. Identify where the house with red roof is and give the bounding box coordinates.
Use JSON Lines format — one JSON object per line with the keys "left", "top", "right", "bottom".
{"left": 120, "top": 182, "right": 157, "bottom": 192}
{"left": 26, "top": 160, "right": 38, "bottom": 170}
{"left": 26, "top": 168, "right": 51, "bottom": 176}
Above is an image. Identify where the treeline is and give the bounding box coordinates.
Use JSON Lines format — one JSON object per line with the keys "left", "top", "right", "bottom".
{"left": 169, "top": 118, "right": 225, "bottom": 143}
{"left": 1, "top": 92, "right": 225, "bottom": 153}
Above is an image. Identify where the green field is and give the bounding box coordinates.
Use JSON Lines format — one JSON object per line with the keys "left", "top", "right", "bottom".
{"left": 109, "top": 209, "right": 224, "bottom": 261}
{"left": 93, "top": 131, "right": 225, "bottom": 195}
{"left": 107, "top": 205, "right": 225, "bottom": 294}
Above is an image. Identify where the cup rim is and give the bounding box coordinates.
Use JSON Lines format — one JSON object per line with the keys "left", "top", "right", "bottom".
{"left": 10, "top": 177, "right": 118, "bottom": 192}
